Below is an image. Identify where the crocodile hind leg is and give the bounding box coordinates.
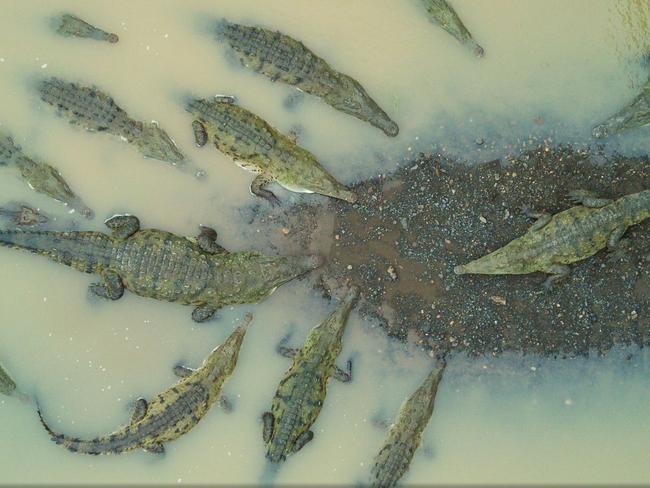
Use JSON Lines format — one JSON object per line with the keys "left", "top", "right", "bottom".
{"left": 262, "top": 412, "right": 274, "bottom": 443}
{"left": 276, "top": 334, "right": 298, "bottom": 358}
{"left": 251, "top": 174, "right": 281, "bottom": 206}
{"left": 607, "top": 225, "right": 628, "bottom": 251}
{"left": 192, "top": 120, "right": 208, "bottom": 147}
{"left": 142, "top": 442, "right": 165, "bottom": 454}
{"left": 105, "top": 215, "right": 140, "bottom": 240}
{"left": 90, "top": 270, "right": 124, "bottom": 300}
{"left": 197, "top": 226, "right": 228, "bottom": 254}
{"left": 568, "top": 190, "right": 612, "bottom": 208}
{"left": 130, "top": 398, "right": 148, "bottom": 423}
{"left": 542, "top": 264, "right": 570, "bottom": 289}
{"left": 332, "top": 359, "right": 353, "bottom": 383}
{"left": 292, "top": 430, "right": 314, "bottom": 453}
{"left": 522, "top": 206, "right": 551, "bottom": 231}
{"left": 191, "top": 303, "right": 220, "bottom": 323}
{"left": 173, "top": 364, "right": 195, "bottom": 378}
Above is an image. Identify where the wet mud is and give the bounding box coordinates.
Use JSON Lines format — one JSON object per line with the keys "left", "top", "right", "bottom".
{"left": 250, "top": 145, "right": 650, "bottom": 357}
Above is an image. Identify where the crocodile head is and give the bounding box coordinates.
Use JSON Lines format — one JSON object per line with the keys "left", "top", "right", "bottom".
{"left": 138, "top": 122, "right": 187, "bottom": 167}
{"left": 324, "top": 74, "right": 399, "bottom": 137}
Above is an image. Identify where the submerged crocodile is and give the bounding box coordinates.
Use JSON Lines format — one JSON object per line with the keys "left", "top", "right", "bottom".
{"left": 369, "top": 361, "right": 446, "bottom": 488}
{"left": 0, "top": 215, "right": 323, "bottom": 322}
{"left": 38, "top": 77, "right": 188, "bottom": 170}
{"left": 186, "top": 96, "right": 357, "bottom": 204}
{"left": 454, "top": 189, "right": 650, "bottom": 286}
{"left": 263, "top": 287, "right": 358, "bottom": 463}
{"left": 215, "top": 20, "right": 399, "bottom": 137}
{"left": 420, "top": 0, "right": 484, "bottom": 57}
{"left": 38, "top": 313, "right": 252, "bottom": 455}
{"left": 0, "top": 130, "right": 93, "bottom": 218}
{"left": 593, "top": 76, "right": 650, "bottom": 138}
{"left": 0, "top": 202, "right": 49, "bottom": 227}
{"left": 54, "top": 13, "right": 119, "bottom": 43}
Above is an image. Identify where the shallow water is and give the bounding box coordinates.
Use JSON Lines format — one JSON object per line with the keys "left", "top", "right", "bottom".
{"left": 0, "top": 0, "right": 649, "bottom": 485}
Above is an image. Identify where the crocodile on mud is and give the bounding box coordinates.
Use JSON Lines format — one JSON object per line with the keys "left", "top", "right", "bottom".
{"left": 369, "top": 361, "right": 446, "bottom": 488}
{"left": 37, "top": 77, "right": 189, "bottom": 170}
{"left": 186, "top": 96, "right": 357, "bottom": 205}
{"left": 0, "top": 214, "right": 323, "bottom": 322}
{"left": 37, "top": 313, "right": 253, "bottom": 455}
{"left": 215, "top": 20, "right": 399, "bottom": 137}
{"left": 0, "top": 202, "right": 49, "bottom": 227}
{"left": 420, "top": 0, "right": 484, "bottom": 57}
{"left": 593, "top": 76, "right": 650, "bottom": 138}
{"left": 0, "top": 130, "right": 93, "bottom": 218}
{"left": 262, "top": 287, "right": 359, "bottom": 463}
{"left": 54, "top": 13, "right": 119, "bottom": 43}
{"left": 454, "top": 189, "right": 650, "bottom": 287}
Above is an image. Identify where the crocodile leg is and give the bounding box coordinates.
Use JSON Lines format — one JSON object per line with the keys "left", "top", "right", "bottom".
{"left": 130, "top": 398, "right": 148, "bottom": 423}
{"left": 192, "top": 120, "right": 208, "bottom": 147}
{"left": 251, "top": 174, "right": 281, "bottom": 206}
{"left": 262, "top": 412, "right": 274, "bottom": 443}
{"left": 197, "top": 226, "right": 228, "bottom": 254}
{"left": 276, "top": 335, "right": 298, "bottom": 358}
{"left": 173, "top": 364, "right": 195, "bottom": 378}
{"left": 332, "top": 359, "right": 353, "bottom": 383}
{"left": 292, "top": 430, "right": 314, "bottom": 453}
{"left": 607, "top": 225, "right": 628, "bottom": 251}
{"left": 214, "top": 95, "right": 237, "bottom": 104}
{"left": 542, "top": 264, "right": 570, "bottom": 289}
{"left": 218, "top": 395, "right": 233, "bottom": 413}
{"left": 90, "top": 270, "right": 124, "bottom": 300}
{"left": 105, "top": 214, "right": 140, "bottom": 240}
{"left": 568, "top": 190, "right": 613, "bottom": 208}
{"left": 143, "top": 442, "right": 165, "bottom": 454}
{"left": 191, "top": 303, "right": 220, "bottom": 323}
{"left": 522, "top": 206, "right": 551, "bottom": 231}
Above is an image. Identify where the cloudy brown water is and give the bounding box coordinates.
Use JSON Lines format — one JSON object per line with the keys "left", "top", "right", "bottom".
{"left": 0, "top": 0, "right": 649, "bottom": 485}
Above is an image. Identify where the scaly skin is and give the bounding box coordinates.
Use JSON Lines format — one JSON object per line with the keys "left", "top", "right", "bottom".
{"left": 55, "top": 14, "right": 119, "bottom": 43}
{"left": 38, "top": 77, "right": 187, "bottom": 169}
{"left": 186, "top": 97, "right": 357, "bottom": 204}
{"left": 369, "top": 361, "right": 446, "bottom": 488}
{"left": 37, "top": 314, "right": 253, "bottom": 455}
{"left": 0, "top": 215, "right": 323, "bottom": 322}
{"left": 215, "top": 20, "right": 399, "bottom": 137}
{"left": 0, "top": 131, "right": 93, "bottom": 218}
{"left": 263, "top": 287, "right": 359, "bottom": 463}
{"left": 593, "top": 77, "right": 650, "bottom": 138}
{"left": 454, "top": 190, "right": 650, "bottom": 283}
{"left": 421, "top": 0, "right": 484, "bottom": 57}
{"left": 0, "top": 202, "right": 49, "bottom": 227}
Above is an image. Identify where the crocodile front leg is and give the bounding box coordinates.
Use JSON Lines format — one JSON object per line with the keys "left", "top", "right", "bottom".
{"left": 191, "top": 303, "right": 220, "bottom": 323}
{"left": 262, "top": 412, "right": 274, "bottom": 443}
{"left": 542, "top": 264, "right": 570, "bottom": 289}
{"left": 197, "top": 226, "right": 228, "bottom": 254}
{"left": 192, "top": 120, "right": 208, "bottom": 147}
{"left": 522, "top": 206, "right": 551, "bottom": 231}
{"left": 568, "top": 190, "right": 613, "bottom": 208}
{"left": 276, "top": 334, "right": 298, "bottom": 358}
{"left": 607, "top": 225, "right": 628, "bottom": 250}
{"left": 90, "top": 270, "right": 124, "bottom": 300}
{"left": 251, "top": 174, "right": 281, "bottom": 206}
{"left": 292, "top": 430, "right": 314, "bottom": 453}
{"left": 142, "top": 441, "right": 165, "bottom": 454}
{"left": 105, "top": 214, "right": 140, "bottom": 239}
{"left": 131, "top": 398, "right": 148, "bottom": 423}
{"left": 332, "top": 359, "right": 353, "bottom": 383}
{"left": 173, "top": 364, "right": 195, "bottom": 378}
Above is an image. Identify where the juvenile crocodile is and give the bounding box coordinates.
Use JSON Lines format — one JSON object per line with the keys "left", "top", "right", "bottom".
{"left": 38, "top": 77, "right": 188, "bottom": 170}
{"left": 215, "top": 20, "right": 399, "bottom": 137}
{"left": 186, "top": 96, "right": 357, "bottom": 204}
{"left": 369, "top": 361, "right": 446, "bottom": 488}
{"left": 0, "top": 215, "right": 323, "bottom": 322}
{"left": 54, "top": 14, "right": 119, "bottom": 43}
{"left": 262, "top": 287, "right": 358, "bottom": 463}
{"left": 0, "top": 202, "right": 49, "bottom": 227}
{"left": 37, "top": 313, "right": 253, "bottom": 455}
{"left": 593, "top": 77, "right": 650, "bottom": 138}
{"left": 421, "top": 0, "right": 484, "bottom": 57}
{"left": 454, "top": 189, "right": 650, "bottom": 286}
{"left": 0, "top": 130, "right": 93, "bottom": 218}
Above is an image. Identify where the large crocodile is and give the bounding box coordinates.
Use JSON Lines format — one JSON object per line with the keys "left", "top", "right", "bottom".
{"left": 262, "top": 287, "right": 358, "bottom": 463}
{"left": 593, "top": 76, "right": 650, "bottom": 138}
{"left": 54, "top": 13, "right": 119, "bottom": 43}
{"left": 0, "top": 215, "right": 323, "bottom": 322}
{"left": 37, "top": 77, "right": 189, "bottom": 170}
{"left": 215, "top": 20, "right": 399, "bottom": 137}
{"left": 37, "top": 313, "right": 253, "bottom": 455}
{"left": 454, "top": 189, "right": 650, "bottom": 287}
{"left": 186, "top": 96, "right": 357, "bottom": 204}
{"left": 369, "top": 361, "right": 446, "bottom": 488}
{"left": 0, "top": 130, "right": 93, "bottom": 218}
{"left": 420, "top": 0, "right": 484, "bottom": 57}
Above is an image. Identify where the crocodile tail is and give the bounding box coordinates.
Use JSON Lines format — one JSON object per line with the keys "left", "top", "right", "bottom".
{"left": 0, "top": 229, "right": 110, "bottom": 273}
{"left": 37, "top": 405, "right": 105, "bottom": 455}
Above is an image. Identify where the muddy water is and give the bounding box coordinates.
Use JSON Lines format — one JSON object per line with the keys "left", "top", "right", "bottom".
{"left": 0, "top": 0, "right": 649, "bottom": 485}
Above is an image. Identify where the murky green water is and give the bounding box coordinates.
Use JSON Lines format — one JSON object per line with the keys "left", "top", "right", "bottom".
{"left": 0, "top": 0, "right": 649, "bottom": 485}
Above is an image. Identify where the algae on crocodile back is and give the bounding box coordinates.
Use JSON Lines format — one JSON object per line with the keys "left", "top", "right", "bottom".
{"left": 593, "top": 77, "right": 650, "bottom": 138}
{"left": 54, "top": 13, "right": 119, "bottom": 43}
{"left": 0, "top": 362, "right": 17, "bottom": 396}
{"left": 420, "top": 0, "right": 484, "bottom": 57}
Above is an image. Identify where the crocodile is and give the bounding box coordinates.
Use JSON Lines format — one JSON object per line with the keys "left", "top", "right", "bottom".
{"left": 262, "top": 287, "right": 359, "bottom": 463}
{"left": 369, "top": 361, "right": 446, "bottom": 488}
{"left": 0, "top": 214, "right": 323, "bottom": 322}
{"left": 186, "top": 96, "right": 357, "bottom": 204}
{"left": 454, "top": 189, "right": 650, "bottom": 287}
{"left": 593, "top": 76, "right": 650, "bottom": 138}
{"left": 0, "top": 202, "right": 49, "bottom": 227}
{"left": 420, "top": 0, "right": 484, "bottom": 57}
{"left": 37, "top": 313, "right": 253, "bottom": 455}
{"left": 0, "top": 130, "right": 93, "bottom": 218}
{"left": 38, "top": 77, "right": 188, "bottom": 170}
{"left": 54, "top": 14, "right": 119, "bottom": 43}
{"left": 215, "top": 20, "right": 399, "bottom": 137}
